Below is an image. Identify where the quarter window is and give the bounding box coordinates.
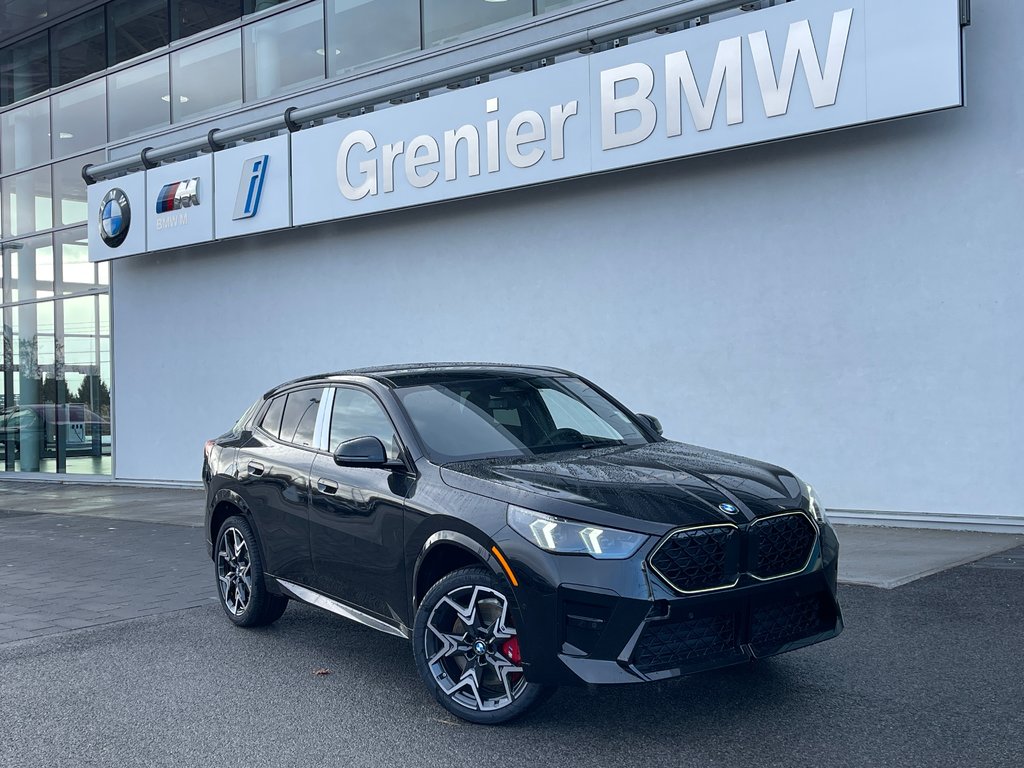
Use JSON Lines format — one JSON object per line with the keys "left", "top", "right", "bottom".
{"left": 329, "top": 388, "right": 399, "bottom": 459}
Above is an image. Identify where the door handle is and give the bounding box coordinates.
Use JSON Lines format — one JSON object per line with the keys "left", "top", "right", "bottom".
{"left": 247, "top": 461, "right": 265, "bottom": 476}
{"left": 317, "top": 478, "right": 339, "bottom": 495}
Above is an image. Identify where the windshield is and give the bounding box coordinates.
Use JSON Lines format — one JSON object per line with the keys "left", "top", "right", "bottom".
{"left": 394, "top": 375, "right": 650, "bottom": 462}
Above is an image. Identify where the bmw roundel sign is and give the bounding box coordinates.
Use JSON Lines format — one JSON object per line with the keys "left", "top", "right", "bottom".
{"left": 99, "top": 188, "right": 131, "bottom": 248}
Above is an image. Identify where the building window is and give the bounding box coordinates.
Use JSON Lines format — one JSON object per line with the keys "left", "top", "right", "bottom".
{"left": 2, "top": 234, "right": 54, "bottom": 304}
{"left": 51, "top": 80, "right": 108, "bottom": 159}
{"left": 1, "top": 168, "right": 53, "bottom": 240}
{"left": 52, "top": 151, "right": 106, "bottom": 228}
{"left": 55, "top": 228, "right": 98, "bottom": 296}
{"left": 422, "top": 0, "right": 532, "bottom": 48}
{"left": 1, "top": 235, "right": 112, "bottom": 476}
{"left": 0, "top": 98, "right": 50, "bottom": 174}
{"left": 0, "top": 32, "right": 50, "bottom": 108}
{"left": 243, "top": 1, "right": 325, "bottom": 101}
{"left": 171, "top": 32, "right": 242, "bottom": 122}
{"left": 108, "top": 0, "right": 170, "bottom": 65}
{"left": 172, "top": 0, "right": 244, "bottom": 40}
{"left": 107, "top": 57, "right": 170, "bottom": 141}
{"left": 327, "top": 0, "right": 420, "bottom": 76}
{"left": 51, "top": 9, "right": 107, "bottom": 88}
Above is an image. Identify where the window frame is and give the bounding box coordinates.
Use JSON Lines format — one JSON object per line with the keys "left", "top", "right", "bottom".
{"left": 254, "top": 384, "right": 328, "bottom": 450}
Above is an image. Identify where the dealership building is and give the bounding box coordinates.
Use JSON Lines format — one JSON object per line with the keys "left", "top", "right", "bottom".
{"left": 0, "top": 0, "right": 1019, "bottom": 531}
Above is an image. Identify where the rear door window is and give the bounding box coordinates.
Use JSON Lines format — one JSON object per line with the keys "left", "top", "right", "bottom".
{"left": 280, "top": 388, "right": 322, "bottom": 448}
{"left": 259, "top": 395, "right": 286, "bottom": 439}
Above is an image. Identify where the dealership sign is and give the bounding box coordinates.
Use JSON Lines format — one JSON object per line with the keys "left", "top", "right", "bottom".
{"left": 88, "top": 0, "right": 963, "bottom": 261}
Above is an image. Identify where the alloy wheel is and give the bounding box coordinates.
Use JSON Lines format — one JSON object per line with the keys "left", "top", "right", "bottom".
{"left": 423, "top": 585, "right": 526, "bottom": 712}
{"left": 217, "top": 527, "right": 252, "bottom": 616}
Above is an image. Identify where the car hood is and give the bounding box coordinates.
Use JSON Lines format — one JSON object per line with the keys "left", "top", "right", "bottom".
{"left": 440, "top": 441, "right": 806, "bottom": 533}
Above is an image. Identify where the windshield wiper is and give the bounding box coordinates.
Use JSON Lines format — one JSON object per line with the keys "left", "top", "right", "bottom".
{"left": 577, "top": 437, "right": 627, "bottom": 449}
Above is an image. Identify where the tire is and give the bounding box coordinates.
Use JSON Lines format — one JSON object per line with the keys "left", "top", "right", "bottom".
{"left": 215, "top": 515, "right": 288, "bottom": 627}
{"left": 413, "top": 566, "right": 556, "bottom": 724}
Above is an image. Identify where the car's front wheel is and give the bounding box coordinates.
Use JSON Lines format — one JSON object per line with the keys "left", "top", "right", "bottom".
{"left": 413, "top": 566, "right": 555, "bottom": 724}
{"left": 215, "top": 515, "right": 287, "bottom": 627}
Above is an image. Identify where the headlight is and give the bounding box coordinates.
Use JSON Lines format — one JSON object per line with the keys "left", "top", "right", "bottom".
{"left": 806, "top": 484, "right": 829, "bottom": 525}
{"left": 507, "top": 505, "right": 648, "bottom": 559}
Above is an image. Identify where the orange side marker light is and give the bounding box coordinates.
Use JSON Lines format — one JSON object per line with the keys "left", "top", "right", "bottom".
{"left": 491, "top": 546, "right": 519, "bottom": 587}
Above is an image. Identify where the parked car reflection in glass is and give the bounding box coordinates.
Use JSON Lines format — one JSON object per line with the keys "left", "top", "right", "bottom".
{"left": 0, "top": 403, "right": 110, "bottom": 461}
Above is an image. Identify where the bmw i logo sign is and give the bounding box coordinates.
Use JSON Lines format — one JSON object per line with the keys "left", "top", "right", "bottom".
{"left": 718, "top": 502, "right": 739, "bottom": 514}
{"left": 99, "top": 188, "right": 131, "bottom": 248}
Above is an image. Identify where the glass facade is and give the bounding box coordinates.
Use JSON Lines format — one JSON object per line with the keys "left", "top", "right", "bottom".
{"left": 51, "top": 80, "right": 107, "bottom": 158}
{"left": 51, "top": 9, "right": 108, "bottom": 88}
{"left": 171, "top": 31, "right": 242, "bottom": 121}
{"left": 0, "top": 31, "right": 49, "bottom": 107}
{"left": 108, "top": 0, "right": 171, "bottom": 66}
{"left": 107, "top": 57, "right": 170, "bottom": 140}
{"left": 1, "top": 1, "right": 598, "bottom": 109}
{"left": 243, "top": 2, "right": 325, "bottom": 101}
{"left": 1, "top": 167, "right": 53, "bottom": 239}
{"left": 328, "top": 0, "right": 420, "bottom": 76}
{"left": 172, "top": 0, "right": 244, "bottom": 40}
{"left": 423, "top": 0, "right": 533, "bottom": 48}
{"left": 1, "top": 98, "right": 49, "bottom": 172}
{"left": 0, "top": 0, "right": 597, "bottom": 478}
{"left": 1, "top": 231, "right": 112, "bottom": 475}
{"left": 53, "top": 151, "right": 106, "bottom": 228}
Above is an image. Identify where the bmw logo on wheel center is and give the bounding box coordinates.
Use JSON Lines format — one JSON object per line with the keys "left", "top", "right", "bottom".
{"left": 98, "top": 188, "right": 131, "bottom": 248}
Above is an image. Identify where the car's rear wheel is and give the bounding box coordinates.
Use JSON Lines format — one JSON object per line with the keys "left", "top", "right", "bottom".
{"left": 413, "top": 566, "right": 555, "bottom": 724}
{"left": 215, "top": 515, "right": 287, "bottom": 627}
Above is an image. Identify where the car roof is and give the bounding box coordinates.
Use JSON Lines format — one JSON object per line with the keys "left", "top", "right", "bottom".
{"left": 266, "top": 362, "right": 577, "bottom": 396}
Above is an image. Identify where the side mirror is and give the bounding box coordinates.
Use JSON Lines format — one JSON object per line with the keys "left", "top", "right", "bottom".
{"left": 334, "top": 436, "right": 388, "bottom": 467}
{"left": 636, "top": 413, "right": 663, "bottom": 436}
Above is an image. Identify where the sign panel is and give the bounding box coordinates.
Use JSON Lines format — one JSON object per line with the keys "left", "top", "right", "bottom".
{"left": 292, "top": 57, "right": 592, "bottom": 227}
{"left": 146, "top": 154, "right": 214, "bottom": 251}
{"left": 87, "top": 173, "right": 146, "bottom": 259}
{"left": 89, "top": 0, "right": 963, "bottom": 260}
{"left": 293, "top": 0, "right": 962, "bottom": 224}
{"left": 588, "top": 2, "right": 869, "bottom": 172}
{"left": 213, "top": 134, "right": 292, "bottom": 239}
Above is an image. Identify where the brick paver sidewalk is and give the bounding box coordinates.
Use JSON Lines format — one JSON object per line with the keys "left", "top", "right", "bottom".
{"left": 0, "top": 511, "right": 215, "bottom": 644}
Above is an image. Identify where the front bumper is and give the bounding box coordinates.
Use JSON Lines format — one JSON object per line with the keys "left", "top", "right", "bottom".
{"left": 492, "top": 521, "right": 843, "bottom": 686}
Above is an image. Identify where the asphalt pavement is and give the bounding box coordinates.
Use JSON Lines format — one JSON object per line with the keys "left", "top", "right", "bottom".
{"left": 0, "top": 483, "right": 1022, "bottom": 767}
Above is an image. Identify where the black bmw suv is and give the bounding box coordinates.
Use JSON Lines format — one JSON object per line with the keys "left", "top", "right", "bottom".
{"left": 203, "top": 363, "right": 842, "bottom": 723}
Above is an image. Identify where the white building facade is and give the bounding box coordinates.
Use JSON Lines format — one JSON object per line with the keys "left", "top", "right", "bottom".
{"left": 1, "top": 0, "right": 1020, "bottom": 531}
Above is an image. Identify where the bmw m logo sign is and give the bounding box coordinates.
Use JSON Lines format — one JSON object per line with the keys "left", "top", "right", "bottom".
{"left": 99, "top": 188, "right": 131, "bottom": 248}
{"left": 233, "top": 155, "right": 269, "bottom": 220}
{"left": 156, "top": 178, "right": 200, "bottom": 213}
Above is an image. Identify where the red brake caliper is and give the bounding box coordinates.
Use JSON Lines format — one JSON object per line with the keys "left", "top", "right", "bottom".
{"left": 501, "top": 636, "right": 521, "bottom": 665}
